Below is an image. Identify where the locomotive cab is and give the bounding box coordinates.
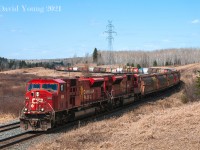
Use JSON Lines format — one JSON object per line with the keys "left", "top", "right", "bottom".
{"left": 20, "top": 79, "right": 66, "bottom": 131}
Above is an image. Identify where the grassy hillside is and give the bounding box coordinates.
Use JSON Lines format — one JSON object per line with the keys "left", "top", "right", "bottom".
{"left": 33, "top": 101, "right": 200, "bottom": 150}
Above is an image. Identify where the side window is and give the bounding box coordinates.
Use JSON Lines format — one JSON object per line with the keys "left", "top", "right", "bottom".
{"left": 127, "top": 75, "right": 131, "bottom": 81}
{"left": 60, "top": 84, "right": 64, "bottom": 92}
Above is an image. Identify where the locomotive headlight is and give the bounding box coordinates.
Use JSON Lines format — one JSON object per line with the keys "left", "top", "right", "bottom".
{"left": 36, "top": 92, "right": 39, "bottom": 97}
{"left": 24, "top": 108, "right": 28, "bottom": 112}
{"left": 41, "top": 108, "right": 44, "bottom": 112}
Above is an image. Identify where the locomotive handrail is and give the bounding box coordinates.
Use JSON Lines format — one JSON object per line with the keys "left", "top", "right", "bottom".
{"left": 105, "top": 91, "right": 114, "bottom": 100}
{"left": 46, "top": 101, "right": 55, "bottom": 114}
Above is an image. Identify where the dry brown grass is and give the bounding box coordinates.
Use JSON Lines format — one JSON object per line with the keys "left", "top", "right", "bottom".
{"left": 176, "top": 63, "right": 200, "bottom": 103}
{"left": 0, "top": 74, "right": 36, "bottom": 118}
{"left": 0, "top": 67, "right": 84, "bottom": 77}
{"left": 0, "top": 113, "right": 16, "bottom": 123}
{"left": 33, "top": 101, "right": 200, "bottom": 150}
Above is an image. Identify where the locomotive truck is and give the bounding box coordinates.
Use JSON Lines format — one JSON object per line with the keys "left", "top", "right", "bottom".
{"left": 20, "top": 70, "right": 180, "bottom": 131}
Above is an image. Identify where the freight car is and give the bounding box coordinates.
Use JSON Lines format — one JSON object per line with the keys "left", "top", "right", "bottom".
{"left": 20, "top": 70, "right": 180, "bottom": 131}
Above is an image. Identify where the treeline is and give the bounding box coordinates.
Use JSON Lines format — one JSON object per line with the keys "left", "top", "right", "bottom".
{"left": 1, "top": 48, "right": 200, "bottom": 71}
{"left": 94, "top": 48, "right": 200, "bottom": 67}
{"left": 0, "top": 57, "right": 63, "bottom": 71}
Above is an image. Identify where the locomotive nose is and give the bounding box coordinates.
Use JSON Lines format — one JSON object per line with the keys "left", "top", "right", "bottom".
{"left": 29, "top": 91, "right": 46, "bottom": 112}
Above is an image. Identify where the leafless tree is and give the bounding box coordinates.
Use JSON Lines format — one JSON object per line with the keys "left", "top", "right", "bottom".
{"left": 98, "top": 48, "right": 200, "bottom": 67}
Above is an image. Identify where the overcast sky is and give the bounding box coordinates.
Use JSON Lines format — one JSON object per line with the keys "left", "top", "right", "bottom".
{"left": 0, "top": 0, "right": 199, "bottom": 59}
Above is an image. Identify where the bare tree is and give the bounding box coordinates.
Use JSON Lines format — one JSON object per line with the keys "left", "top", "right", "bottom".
{"left": 98, "top": 48, "right": 200, "bottom": 66}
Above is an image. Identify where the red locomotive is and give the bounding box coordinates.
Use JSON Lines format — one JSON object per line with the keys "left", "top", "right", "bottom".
{"left": 20, "top": 70, "right": 180, "bottom": 131}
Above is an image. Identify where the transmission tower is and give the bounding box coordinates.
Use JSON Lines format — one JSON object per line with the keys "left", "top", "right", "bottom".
{"left": 104, "top": 20, "right": 117, "bottom": 64}
{"left": 104, "top": 20, "right": 117, "bottom": 50}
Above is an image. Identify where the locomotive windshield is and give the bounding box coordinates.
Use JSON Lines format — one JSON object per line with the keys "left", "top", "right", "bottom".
{"left": 28, "top": 84, "right": 40, "bottom": 91}
{"left": 27, "top": 83, "right": 58, "bottom": 91}
{"left": 42, "top": 84, "right": 58, "bottom": 91}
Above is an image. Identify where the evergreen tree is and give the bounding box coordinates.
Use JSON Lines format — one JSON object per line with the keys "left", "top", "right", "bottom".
{"left": 93, "top": 48, "right": 98, "bottom": 63}
{"left": 21, "top": 61, "right": 27, "bottom": 68}
{"left": 131, "top": 63, "right": 134, "bottom": 67}
{"left": 9, "top": 60, "right": 15, "bottom": 69}
{"left": 127, "top": 63, "right": 130, "bottom": 66}
{"left": 165, "top": 61, "right": 169, "bottom": 66}
{"left": 153, "top": 60, "right": 157, "bottom": 66}
{"left": 137, "top": 64, "right": 141, "bottom": 69}
{"left": 19, "top": 61, "right": 22, "bottom": 68}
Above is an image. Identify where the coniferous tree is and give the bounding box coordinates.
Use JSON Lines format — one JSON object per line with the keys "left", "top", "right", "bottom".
{"left": 9, "top": 60, "right": 15, "bottom": 69}
{"left": 153, "top": 60, "right": 157, "bottom": 66}
{"left": 137, "top": 64, "right": 141, "bottom": 69}
{"left": 93, "top": 48, "right": 98, "bottom": 63}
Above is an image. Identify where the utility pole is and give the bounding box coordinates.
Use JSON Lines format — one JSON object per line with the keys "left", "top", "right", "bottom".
{"left": 104, "top": 20, "right": 117, "bottom": 64}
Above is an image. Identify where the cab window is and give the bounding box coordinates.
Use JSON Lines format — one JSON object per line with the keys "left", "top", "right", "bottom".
{"left": 42, "top": 84, "right": 58, "bottom": 91}
{"left": 60, "top": 84, "right": 64, "bottom": 92}
{"left": 28, "top": 84, "right": 40, "bottom": 91}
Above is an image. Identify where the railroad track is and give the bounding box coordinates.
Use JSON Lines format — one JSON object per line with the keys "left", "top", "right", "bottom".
{"left": 0, "top": 122, "right": 20, "bottom": 133}
{"left": 0, "top": 120, "right": 85, "bottom": 149}
{"left": 0, "top": 131, "right": 43, "bottom": 149}
{"left": 0, "top": 82, "right": 182, "bottom": 149}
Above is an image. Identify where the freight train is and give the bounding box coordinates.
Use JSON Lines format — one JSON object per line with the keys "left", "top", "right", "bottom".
{"left": 20, "top": 69, "right": 180, "bottom": 131}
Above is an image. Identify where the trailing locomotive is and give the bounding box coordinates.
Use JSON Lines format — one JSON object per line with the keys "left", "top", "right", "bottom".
{"left": 20, "top": 69, "right": 180, "bottom": 131}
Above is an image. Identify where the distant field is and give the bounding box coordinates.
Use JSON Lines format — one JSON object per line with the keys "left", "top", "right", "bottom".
{"left": 0, "top": 67, "right": 83, "bottom": 77}
{"left": 0, "top": 73, "right": 36, "bottom": 123}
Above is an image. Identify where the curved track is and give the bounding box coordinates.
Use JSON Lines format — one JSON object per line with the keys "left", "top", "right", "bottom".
{"left": 0, "top": 131, "right": 42, "bottom": 149}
